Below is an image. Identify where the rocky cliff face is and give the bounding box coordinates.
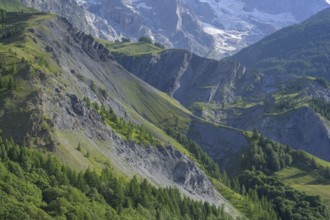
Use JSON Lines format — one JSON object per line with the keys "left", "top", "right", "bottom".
{"left": 114, "top": 50, "right": 260, "bottom": 106}
{"left": 21, "top": 0, "right": 119, "bottom": 40}
{"left": 113, "top": 49, "right": 330, "bottom": 161}
{"left": 46, "top": 91, "right": 233, "bottom": 210}
{"left": 248, "top": 107, "right": 330, "bottom": 160}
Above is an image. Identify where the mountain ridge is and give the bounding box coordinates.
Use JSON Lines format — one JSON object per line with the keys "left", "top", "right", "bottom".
{"left": 19, "top": 0, "right": 330, "bottom": 59}
{"left": 232, "top": 7, "right": 330, "bottom": 79}
{"left": 106, "top": 8, "right": 330, "bottom": 162}
{"left": 1, "top": 3, "right": 330, "bottom": 219}
{"left": 0, "top": 7, "right": 248, "bottom": 218}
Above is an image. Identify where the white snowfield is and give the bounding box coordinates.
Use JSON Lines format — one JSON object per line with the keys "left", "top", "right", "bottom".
{"left": 196, "top": 0, "right": 297, "bottom": 55}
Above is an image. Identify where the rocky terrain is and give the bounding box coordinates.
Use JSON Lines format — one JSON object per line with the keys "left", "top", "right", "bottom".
{"left": 21, "top": 0, "right": 119, "bottom": 40}
{"left": 0, "top": 10, "right": 249, "bottom": 217}
{"left": 85, "top": 0, "right": 330, "bottom": 58}
{"left": 2, "top": 2, "right": 330, "bottom": 219}
{"left": 110, "top": 19, "right": 330, "bottom": 161}
{"left": 20, "top": 0, "right": 330, "bottom": 59}
{"left": 48, "top": 92, "right": 232, "bottom": 210}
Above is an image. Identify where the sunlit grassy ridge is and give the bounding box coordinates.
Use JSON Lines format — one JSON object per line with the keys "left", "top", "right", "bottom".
{"left": 275, "top": 165, "right": 330, "bottom": 210}
{"left": 99, "top": 40, "right": 164, "bottom": 56}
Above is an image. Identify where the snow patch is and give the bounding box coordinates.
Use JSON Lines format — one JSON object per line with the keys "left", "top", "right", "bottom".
{"left": 198, "top": 0, "right": 296, "bottom": 30}
{"left": 202, "top": 22, "right": 248, "bottom": 54}
{"left": 75, "top": 0, "right": 87, "bottom": 6}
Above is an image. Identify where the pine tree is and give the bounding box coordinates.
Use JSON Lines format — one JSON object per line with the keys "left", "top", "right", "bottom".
{"left": 0, "top": 77, "right": 3, "bottom": 89}
{"left": 12, "top": 63, "right": 17, "bottom": 74}
{"left": 128, "top": 176, "right": 140, "bottom": 207}
{"left": 7, "top": 76, "right": 13, "bottom": 90}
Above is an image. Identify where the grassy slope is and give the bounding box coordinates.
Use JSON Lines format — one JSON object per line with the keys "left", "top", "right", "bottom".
{"left": 0, "top": 5, "right": 190, "bottom": 162}
{"left": 99, "top": 40, "right": 164, "bottom": 56}
{"left": 0, "top": 6, "right": 57, "bottom": 143}
{"left": 275, "top": 167, "right": 330, "bottom": 209}
{"left": 274, "top": 152, "right": 330, "bottom": 209}
{"left": 0, "top": 2, "right": 210, "bottom": 175}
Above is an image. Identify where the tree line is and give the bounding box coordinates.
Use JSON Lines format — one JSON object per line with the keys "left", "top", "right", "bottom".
{"left": 240, "top": 170, "right": 328, "bottom": 220}
{"left": 243, "top": 129, "right": 293, "bottom": 174}
{"left": 0, "top": 75, "right": 17, "bottom": 90}
{"left": 0, "top": 137, "right": 234, "bottom": 220}
{"left": 237, "top": 129, "right": 329, "bottom": 220}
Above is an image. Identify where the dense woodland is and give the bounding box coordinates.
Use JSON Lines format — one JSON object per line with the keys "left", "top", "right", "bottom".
{"left": 239, "top": 130, "right": 329, "bottom": 220}
{"left": 0, "top": 59, "right": 18, "bottom": 91}
{"left": 240, "top": 170, "right": 327, "bottom": 220}
{"left": 243, "top": 130, "right": 293, "bottom": 174}
{"left": 0, "top": 137, "right": 235, "bottom": 220}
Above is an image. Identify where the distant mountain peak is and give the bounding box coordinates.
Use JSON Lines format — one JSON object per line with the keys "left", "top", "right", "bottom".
{"left": 85, "top": 0, "right": 329, "bottom": 59}
{"left": 22, "top": 0, "right": 330, "bottom": 59}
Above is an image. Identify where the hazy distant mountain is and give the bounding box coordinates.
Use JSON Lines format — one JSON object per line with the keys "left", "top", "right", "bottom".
{"left": 20, "top": 0, "right": 330, "bottom": 59}
{"left": 83, "top": 0, "right": 330, "bottom": 58}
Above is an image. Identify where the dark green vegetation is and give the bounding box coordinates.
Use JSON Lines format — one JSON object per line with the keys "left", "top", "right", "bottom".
{"left": 0, "top": 75, "right": 17, "bottom": 90}
{"left": 243, "top": 130, "right": 293, "bottom": 173}
{"left": 167, "top": 128, "right": 276, "bottom": 219}
{"left": 240, "top": 171, "right": 327, "bottom": 220}
{"left": 214, "top": 180, "right": 278, "bottom": 220}
{"left": 1, "top": 2, "right": 330, "bottom": 220}
{"left": 232, "top": 8, "right": 330, "bottom": 79}
{"left": 0, "top": 137, "right": 235, "bottom": 220}
{"left": 0, "top": 8, "right": 24, "bottom": 92}
{"left": 237, "top": 130, "right": 330, "bottom": 220}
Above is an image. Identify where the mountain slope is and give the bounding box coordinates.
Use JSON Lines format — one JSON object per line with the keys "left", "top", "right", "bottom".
{"left": 108, "top": 35, "right": 330, "bottom": 163}
{"left": 0, "top": 6, "right": 250, "bottom": 217}
{"left": 232, "top": 7, "right": 330, "bottom": 79}
{"left": 20, "top": 0, "right": 119, "bottom": 41}
{"left": 1, "top": 4, "right": 330, "bottom": 219}
{"left": 0, "top": 139, "right": 237, "bottom": 220}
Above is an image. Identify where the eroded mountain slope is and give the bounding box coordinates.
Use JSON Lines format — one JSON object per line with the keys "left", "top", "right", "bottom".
{"left": 0, "top": 8, "right": 248, "bottom": 217}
